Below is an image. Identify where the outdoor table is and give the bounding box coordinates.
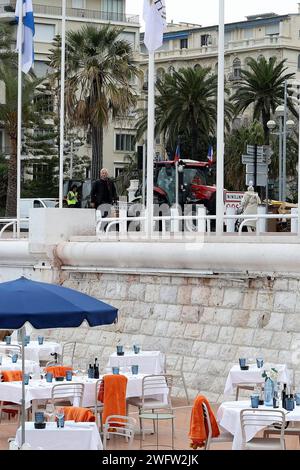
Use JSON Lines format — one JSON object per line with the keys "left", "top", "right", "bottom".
{"left": 0, "top": 357, "right": 40, "bottom": 377}
{"left": 0, "top": 373, "right": 167, "bottom": 414}
{"left": 108, "top": 350, "right": 165, "bottom": 375}
{"left": 224, "top": 363, "right": 290, "bottom": 395}
{"left": 0, "top": 340, "right": 62, "bottom": 363}
{"left": 15, "top": 421, "right": 102, "bottom": 450}
{"left": 217, "top": 400, "right": 300, "bottom": 450}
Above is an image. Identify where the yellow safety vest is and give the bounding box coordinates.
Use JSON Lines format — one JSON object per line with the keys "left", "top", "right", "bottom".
{"left": 67, "top": 191, "right": 78, "bottom": 206}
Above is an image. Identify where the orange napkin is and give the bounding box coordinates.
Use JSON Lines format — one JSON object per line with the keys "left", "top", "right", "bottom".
{"left": 1, "top": 370, "right": 22, "bottom": 382}
{"left": 45, "top": 366, "right": 73, "bottom": 378}
{"left": 63, "top": 406, "right": 95, "bottom": 422}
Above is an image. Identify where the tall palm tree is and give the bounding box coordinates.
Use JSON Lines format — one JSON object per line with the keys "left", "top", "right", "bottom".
{"left": 49, "top": 25, "right": 140, "bottom": 180}
{"left": 136, "top": 66, "right": 232, "bottom": 160}
{"left": 231, "top": 57, "right": 296, "bottom": 144}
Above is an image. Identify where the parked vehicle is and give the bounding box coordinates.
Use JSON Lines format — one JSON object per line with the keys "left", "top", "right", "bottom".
{"left": 20, "top": 198, "right": 59, "bottom": 229}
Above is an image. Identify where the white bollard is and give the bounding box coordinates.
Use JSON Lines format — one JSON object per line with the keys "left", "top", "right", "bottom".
{"left": 257, "top": 204, "right": 267, "bottom": 234}
{"left": 171, "top": 207, "right": 180, "bottom": 233}
{"left": 197, "top": 205, "right": 206, "bottom": 232}
{"left": 291, "top": 208, "right": 298, "bottom": 233}
{"left": 225, "top": 206, "right": 237, "bottom": 233}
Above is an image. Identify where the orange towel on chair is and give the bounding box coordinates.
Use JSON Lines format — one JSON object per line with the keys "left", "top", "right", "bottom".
{"left": 63, "top": 406, "right": 95, "bottom": 422}
{"left": 1, "top": 370, "right": 22, "bottom": 382}
{"left": 189, "top": 395, "right": 220, "bottom": 449}
{"left": 98, "top": 374, "right": 128, "bottom": 425}
{"left": 45, "top": 366, "right": 72, "bottom": 378}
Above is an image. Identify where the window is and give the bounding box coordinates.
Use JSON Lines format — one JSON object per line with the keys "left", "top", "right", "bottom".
{"left": 180, "top": 38, "right": 188, "bottom": 49}
{"left": 34, "top": 61, "right": 51, "bottom": 78}
{"left": 244, "top": 28, "right": 253, "bottom": 39}
{"left": 115, "top": 133, "right": 135, "bottom": 152}
{"left": 265, "top": 24, "right": 279, "bottom": 35}
{"left": 233, "top": 58, "right": 241, "bottom": 79}
{"left": 35, "top": 24, "right": 55, "bottom": 43}
{"left": 34, "top": 94, "right": 54, "bottom": 113}
{"left": 118, "top": 32, "right": 135, "bottom": 47}
{"left": 72, "top": 0, "right": 85, "bottom": 8}
{"left": 114, "top": 167, "right": 125, "bottom": 178}
{"left": 102, "top": 0, "right": 124, "bottom": 20}
{"left": 201, "top": 34, "right": 211, "bottom": 46}
{"left": 32, "top": 163, "right": 48, "bottom": 181}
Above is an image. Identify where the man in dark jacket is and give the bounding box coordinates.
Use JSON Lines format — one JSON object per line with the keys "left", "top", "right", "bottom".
{"left": 91, "top": 168, "right": 117, "bottom": 213}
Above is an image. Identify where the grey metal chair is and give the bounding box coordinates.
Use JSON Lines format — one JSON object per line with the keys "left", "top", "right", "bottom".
{"left": 127, "top": 374, "right": 173, "bottom": 439}
{"left": 202, "top": 402, "right": 233, "bottom": 450}
{"left": 103, "top": 415, "right": 136, "bottom": 450}
{"left": 50, "top": 382, "right": 85, "bottom": 407}
{"left": 164, "top": 355, "right": 190, "bottom": 405}
{"left": 60, "top": 342, "right": 76, "bottom": 367}
{"left": 240, "top": 408, "right": 286, "bottom": 450}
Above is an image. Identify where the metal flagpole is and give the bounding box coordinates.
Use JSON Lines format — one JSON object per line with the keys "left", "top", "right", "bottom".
{"left": 216, "top": 0, "right": 225, "bottom": 234}
{"left": 16, "top": 0, "right": 23, "bottom": 238}
{"left": 21, "top": 326, "right": 26, "bottom": 445}
{"left": 282, "top": 80, "right": 287, "bottom": 202}
{"left": 59, "top": 0, "right": 66, "bottom": 208}
{"left": 146, "top": 52, "right": 155, "bottom": 236}
{"left": 298, "top": 99, "right": 300, "bottom": 236}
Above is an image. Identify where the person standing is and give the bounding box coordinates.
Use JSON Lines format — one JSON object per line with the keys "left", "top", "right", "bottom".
{"left": 91, "top": 168, "right": 117, "bottom": 216}
{"left": 67, "top": 184, "right": 79, "bottom": 208}
{"left": 240, "top": 183, "right": 261, "bottom": 232}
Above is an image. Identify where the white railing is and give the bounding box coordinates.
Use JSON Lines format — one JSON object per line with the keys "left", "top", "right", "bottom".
{"left": 0, "top": 218, "right": 27, "bottom": 239}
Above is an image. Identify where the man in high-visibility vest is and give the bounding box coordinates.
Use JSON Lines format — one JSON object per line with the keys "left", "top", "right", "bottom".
{"left": 67, "top": 184, "right": 79, "bottom": 208}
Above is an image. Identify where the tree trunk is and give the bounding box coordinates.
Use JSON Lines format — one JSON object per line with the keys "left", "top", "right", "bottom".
{"left": 91, "top": 125, "right": 103, "bottom": 180}
{"left": 262, "top": 110, "right": 270, "bottom": 145}
{"left": 191, "top": 126, "right": 198, "bottom": 160}
{"left": 5, "top": 135, "right": 17, "bottom": 217}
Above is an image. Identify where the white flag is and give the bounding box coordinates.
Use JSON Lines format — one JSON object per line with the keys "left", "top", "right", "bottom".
{"left": 15, "top": 0, "right": 35, "bottom": 73}
{"left": 143, "top": 0, "right": 167, "bottom": 53}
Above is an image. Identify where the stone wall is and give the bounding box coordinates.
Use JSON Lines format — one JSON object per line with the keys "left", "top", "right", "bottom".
{"left": 42, "top": 271, "right": 300, "bottom": 403}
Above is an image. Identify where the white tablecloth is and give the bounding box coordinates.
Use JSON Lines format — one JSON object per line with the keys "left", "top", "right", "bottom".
{"left": 0, "top": 341, "right": 62, "bottom": 363}
{"left": 224, "top": 364, "right": 290, "bottom": 395}
{"left": 15, "top": 421, "right": 102, "bottom": 450}
{"left": 0, "top": 373, "right": 166, "bottom": 410}
{"left": 0, "top": 357, "right": 40, "bottom": 376}
{"left": 108, "top": 351, "right": 165, "bottom": 375}
{"left": 217, "top": 400, "right": 300, "bottom": 450}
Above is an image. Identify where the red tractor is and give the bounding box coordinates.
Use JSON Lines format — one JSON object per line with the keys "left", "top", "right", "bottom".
{"left": 153, "top": 159, "right": 216, "bottom": 214}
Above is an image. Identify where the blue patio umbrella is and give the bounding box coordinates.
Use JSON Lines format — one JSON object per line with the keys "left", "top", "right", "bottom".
{"left": 0, "top": 276, "right": 118, "bottom": 446}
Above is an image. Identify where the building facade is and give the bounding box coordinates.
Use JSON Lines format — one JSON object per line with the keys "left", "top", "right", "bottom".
{"left": 0, "top": 0, "right": 140, "bottom": 179}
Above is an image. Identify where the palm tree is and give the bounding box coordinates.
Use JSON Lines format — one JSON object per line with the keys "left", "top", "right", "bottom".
{"left": 136, "top": 66, "right": 232, "bottom": 160}
{"left": 231, "top": 57, "right": 296, "bottom": 144}
{"left": 49, "top": 25, "right": 141, "bottom": 180}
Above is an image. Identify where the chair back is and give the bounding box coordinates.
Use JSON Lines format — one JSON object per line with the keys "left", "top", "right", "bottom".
{"left": 0, "top": 345, "right": 22, "bottom": 357}
{"left": 61, "top": 342, "right": 76, "bottom": 367}
{"left": 240, "top": 408, "right": 286, "bottom": 449}
{"left": 202, "top": 402, "right": 213, "bottom": 450}
{"left": 103, "top": 415, "right": 136, "bottom": 450}
{"left": 141, "top": 374, "right": 173, "bottom": 410}
{"left": 50, "top": 382, "right": 84, "bottom": 407}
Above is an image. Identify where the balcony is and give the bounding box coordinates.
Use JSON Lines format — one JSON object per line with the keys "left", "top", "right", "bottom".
{"left": 0, "top": 1, "right": 139, "bottom": 25}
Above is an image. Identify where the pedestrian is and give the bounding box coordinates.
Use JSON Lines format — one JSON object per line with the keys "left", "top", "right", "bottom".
{"left": 91, "top": 168, "right": 117, "bottom": 218}
{"left": 240, "top": 183, "right": 261, "bottom": 232}
{"left": 67, "top": 184, "right": 79, "bottom": 208}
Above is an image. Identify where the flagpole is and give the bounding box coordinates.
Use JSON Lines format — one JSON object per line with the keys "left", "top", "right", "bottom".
{"left": 59, "top": 0, "right": 66, "bottom": 208}
{"left": 216, "top": 0, "right": 225, "bottom": 235}
{"left": 146, "top": 51, "right": 155, "bottom": 236}
{"left": 16, "top": 0, "right": 23, "bottom": 238}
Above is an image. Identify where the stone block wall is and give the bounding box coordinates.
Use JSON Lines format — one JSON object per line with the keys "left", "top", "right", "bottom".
{"left": 43, "top": 272, "right": 300, "bottom": 403}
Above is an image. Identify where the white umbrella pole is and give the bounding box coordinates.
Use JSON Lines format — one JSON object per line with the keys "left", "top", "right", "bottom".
{"left": 21, "top": 326, "right": 26, "bottom": 446}
{"left": 146, "top": 52, "right": 155, "bottom": 237}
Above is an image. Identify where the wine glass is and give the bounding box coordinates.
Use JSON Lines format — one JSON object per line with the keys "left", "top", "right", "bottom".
{"left": 55, "top": 407, "right": 65, "bottom": 427}
{"left": 45, "top": 403, "right": 55, "bottom": 422}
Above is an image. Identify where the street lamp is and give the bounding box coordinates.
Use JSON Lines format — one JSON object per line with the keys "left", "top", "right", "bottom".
{"left": 267, "top": 106, "right": 295, "bottom": 201}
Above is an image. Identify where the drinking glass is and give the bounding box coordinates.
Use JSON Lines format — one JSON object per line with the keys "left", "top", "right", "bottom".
{"left": 256, "top": 358, "right": 264, "bottom": 369}
{"left": 55, "top": 407, "right": 65, "bottom": 428}
{"left": 24, "top": 373, "right": 30, "bottom": 385}
{"left": 11, "top": 354, "right": 18, "bottom": 363}
{"left": 116, "top": 345, "right": 124, "bottom": 355}
{"left": 295, "top": 393, "right": 300, "bottom": 406}
{"left": 38, "top": 336, "right": 44, "bottom": 345}
{"left": 239, "top": 358, "right": 246, "bottom": 369}
{"left": 66, "top": 370, "right": 72, "bottom": 381}
{"left": 112, "top": 367, "right": 120, "bottom": 374}
{"left": 131, "top": 365, "right": 139, "bottom": 375}
{"left": 5, "top": 336, "right": 11, "bottom": 345}
{"left": 133, "top": 345, "right": 140, "bottom": 354}
{"left": 46, "top": 372, "right": 53, "bottom": 383}
{"left": 35, "top": 412, "right": 45, "bottom": 424}
{"left": 250, "top": 394, "right": 259, "bottom": 408}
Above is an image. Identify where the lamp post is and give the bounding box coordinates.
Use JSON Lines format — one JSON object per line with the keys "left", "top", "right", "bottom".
{"left": 267, "top": 107, "right": 295, "bottom": 201}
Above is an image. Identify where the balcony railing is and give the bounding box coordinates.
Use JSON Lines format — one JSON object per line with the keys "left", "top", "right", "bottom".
{"left": 0, "top": 1, "right": 139, "bottom": 25}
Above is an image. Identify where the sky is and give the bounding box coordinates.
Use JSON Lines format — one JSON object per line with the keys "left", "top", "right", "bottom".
{"left": 126, "top": 0, "right": 300, "bottom": 27}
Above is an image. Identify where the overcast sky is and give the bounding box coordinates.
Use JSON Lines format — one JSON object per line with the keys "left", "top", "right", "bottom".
{"left": 126, "top": 0, "right": 300, "bottom": 27}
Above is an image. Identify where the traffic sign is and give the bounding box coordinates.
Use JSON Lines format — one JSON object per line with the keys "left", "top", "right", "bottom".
{"left": 246, "top": 173, "right": 267, "bottom": 186}
{"left": 242, "top": 155, "right": 271, "bottom": 165}
{"left": 246, "top": 163, "right": 268, "bottom": 174}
